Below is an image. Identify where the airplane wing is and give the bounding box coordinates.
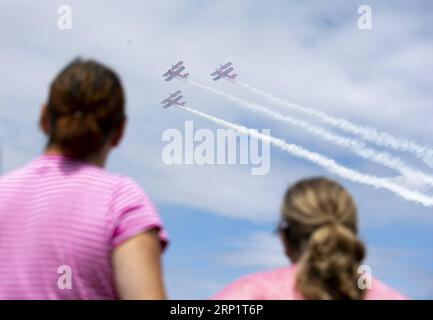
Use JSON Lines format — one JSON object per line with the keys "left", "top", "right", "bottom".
{"left": 162, "top": 103, "right": 172, "bottom": 108}
{"left": 223, "top": 67, "right": 234, "bottom": 76}
{"left": 165, "top": 74, "right": 175, "bottom": 81}
{"left": 210, "top": 70, "right": 219, "bottom": 76}
{"left": 171, "top": 90, "right": 181, "bottom": 97}
{"left": 212, "top": 75, "right": 222, "bottom": 81}
{"left": 161, "top": 98, "right": 170, "bottom": 104}
{"left": 221, "top": 62, "right": 232, "bottom": 69}
{"left": 173, "top": 95, "right": 183, "bottom": 103}
{"left": 173, "top": 61, "right": 183, "bottom": 69}
{"left": 174, "top": 66, "right": 185, "bottom": 74}
{"left": 162, "top": 70, "right": 171, "bottom": 77}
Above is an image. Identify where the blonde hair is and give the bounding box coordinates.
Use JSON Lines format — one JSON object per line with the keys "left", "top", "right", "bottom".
{"left": 280, "top": 177, "right": 366, "bottom": 300}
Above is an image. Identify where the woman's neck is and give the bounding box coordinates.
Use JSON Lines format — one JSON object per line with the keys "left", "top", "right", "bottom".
{"left": 44, "top": 146, "right": 107, "bottom": 168}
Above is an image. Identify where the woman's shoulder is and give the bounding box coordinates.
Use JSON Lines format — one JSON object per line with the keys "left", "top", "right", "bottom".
{"left": 212, "top": 265, "right": 299, "bottom": 300}
{"left": 1, "top": 155, "right": 146, "bottom": 198}
{"left": 364, "top": 278, "right": 408, "bottom": 300}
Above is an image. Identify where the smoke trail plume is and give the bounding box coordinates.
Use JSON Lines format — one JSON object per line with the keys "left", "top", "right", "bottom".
{"left": 188, "top": 80, "right": 433, "bottom": 188}
{"left": 235, "top": 80, "right": 433, "bottom": 168}
{"left": 176, "top": 104, "right": 433, "bottom": 207}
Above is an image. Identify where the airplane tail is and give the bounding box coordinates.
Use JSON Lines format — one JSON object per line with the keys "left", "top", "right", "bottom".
{"left": 179, "top": 101, "right": 186, "bottom": 106}
{"left": 183, "top": 73, "right": 190, "bottom": 78}
{"left": 230, "top": 74, "right": 238, "bottom": 80}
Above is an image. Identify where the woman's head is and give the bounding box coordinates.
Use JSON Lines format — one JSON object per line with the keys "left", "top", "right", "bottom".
{"left": 279, "top": 177, "right": 366, "bottom": 300}
{"left": 41, "top": 58, "right": 126, "bottom": 160}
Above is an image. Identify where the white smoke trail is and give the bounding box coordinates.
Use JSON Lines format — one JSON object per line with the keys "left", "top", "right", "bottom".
{"left": 188, "top": 80, "right": 433, "bottom": 188}
{"left": 236, "top": 80, "right": 433, "bottom": 168}
{"left": 176, "top": 105, "right": 433, "bottom": 207}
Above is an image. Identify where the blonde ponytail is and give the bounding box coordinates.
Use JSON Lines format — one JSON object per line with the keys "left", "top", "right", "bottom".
{"left": 280, "top": 177, "right": 366, "bottom": 300}
{"left": 296, "top": 223, "right": 365, "bottom": 299}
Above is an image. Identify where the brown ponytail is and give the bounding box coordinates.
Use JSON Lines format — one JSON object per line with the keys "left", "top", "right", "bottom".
{"left": 280, "top": 177, "right": 366, "bottom": 300}
{"left": 46, "top": 58, "right": 125, "bottom": 158}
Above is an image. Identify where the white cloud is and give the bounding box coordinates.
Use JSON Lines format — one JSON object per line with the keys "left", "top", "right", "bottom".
{"left": 219, "top": 232, "right": 288, "bottom": 269}
{"left": 388, "top": 173, "right": 433, "bottom": 194}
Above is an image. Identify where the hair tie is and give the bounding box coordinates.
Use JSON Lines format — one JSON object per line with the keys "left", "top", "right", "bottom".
{"left": 73, "top": 111, "right": 83, "bottom": 119}
{"left": 322, "top": 219, "right": 339, "bottom": 229}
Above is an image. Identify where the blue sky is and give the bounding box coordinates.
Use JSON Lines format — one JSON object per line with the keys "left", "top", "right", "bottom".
{"left": 1, "top": 0, "right": 433, "bottom": 299}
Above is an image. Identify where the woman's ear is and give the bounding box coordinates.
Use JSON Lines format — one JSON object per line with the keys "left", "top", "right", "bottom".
{"left": 39, "top": 104, "right": 50, "bottom": 135}
{"left": 111, "top": 117, "right": 127, "bottom": 148}
{"left": 280, "top": 232, "right": 297, "bottom": 262}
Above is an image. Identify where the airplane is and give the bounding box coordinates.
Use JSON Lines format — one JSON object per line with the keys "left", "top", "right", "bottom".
{"left": 163, "top": 61, "right": 190, "bottom": 81}
{"left": 161, "top": 90, "right": 186, "bottom": 108}
{"left": 210, "top": 62, "right": 238, "bottom": 81}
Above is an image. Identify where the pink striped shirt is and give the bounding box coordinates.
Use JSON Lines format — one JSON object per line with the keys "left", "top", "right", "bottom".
{"left": 212, "top": 265, "right": 407, "bottom": 300}
{"left": 0, "top": 154, "right": 167, "bottom": 299}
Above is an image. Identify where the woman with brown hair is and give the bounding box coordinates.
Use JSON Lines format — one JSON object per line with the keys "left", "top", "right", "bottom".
{"left": 0, "top": 59, "right": 167, "bottom": 299}
{"left": 213, "top": 177, "right": 406, "bottom": 300}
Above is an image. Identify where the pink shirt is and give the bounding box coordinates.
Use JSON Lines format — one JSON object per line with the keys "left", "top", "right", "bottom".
{"left": 0, "top": 154, "right": 167, "bottom": 299}
{"left": 212, "top": 265, "right": 407, "bottom": 300}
